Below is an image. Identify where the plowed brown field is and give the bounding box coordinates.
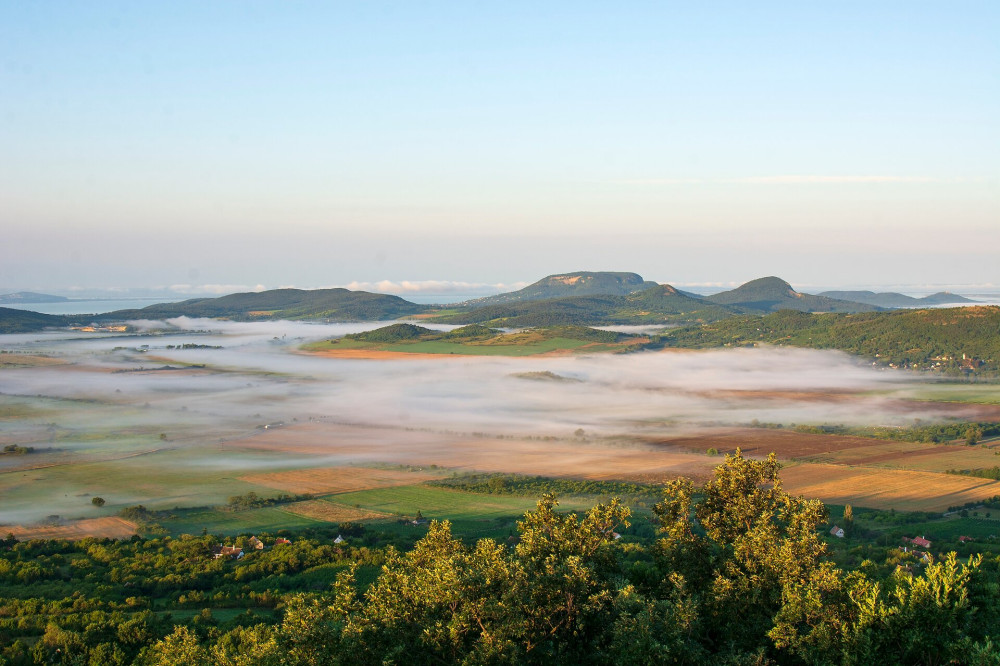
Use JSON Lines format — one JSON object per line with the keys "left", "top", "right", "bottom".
{"left": 4, "top": 516, "right": 136, "bottom": 541}
{"left": 240, "top": 466, "right": 440, "bottom": 495}
{"left": 781, "top": 463, "right": 1000, "bottom": 512}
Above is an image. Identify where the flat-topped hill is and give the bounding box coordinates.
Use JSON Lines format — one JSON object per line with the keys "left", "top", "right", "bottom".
{"left": 461, "top": 271, "right": 659, "bottom": 307}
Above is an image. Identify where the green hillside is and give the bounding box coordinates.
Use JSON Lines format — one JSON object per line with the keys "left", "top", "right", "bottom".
{"left": 706, "top": 277, "right": 880, "bottom": 313}
{"left": 460, "top": 271, "right": 659, "bottom": 307}
{"left": 663, "top": 306, "right": 1000, "bottom": 373}
{"left": 435, "top": 284, "right": 736, "bottom": 327}
{"left": 0, "top": 307, "right": 66, "bottom": 333}
{"left": 305, "top": 323, "right": 640, "bottom": 356}
{"left": 91, "top": 288, "right": 428, "bottom": 322}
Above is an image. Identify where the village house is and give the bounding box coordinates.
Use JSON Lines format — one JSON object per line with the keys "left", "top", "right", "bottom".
{"left": 211, "top": 545, "right": 244, "bottom": 560}
{"left": 829, "top": 525, "right": 845, "bottom": 538}
{"left": 247, "top": 536, "right": 264, "bottom": 550}
{"left": 904, "top": 535, "right": 932, "bottom": 549}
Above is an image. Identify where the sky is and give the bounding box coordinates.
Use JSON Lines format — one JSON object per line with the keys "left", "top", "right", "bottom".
{"left": 2, "top": 2, "right": 998, "bottom": 298}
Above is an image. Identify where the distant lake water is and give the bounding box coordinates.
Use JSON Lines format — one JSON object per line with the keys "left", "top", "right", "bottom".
{"left": 1, "top": 298, "right": 185, "bottom": 315}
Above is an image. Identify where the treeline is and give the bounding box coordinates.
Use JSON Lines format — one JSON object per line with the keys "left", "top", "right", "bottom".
{"left": 225, "top": 492, "right": 310, "bottom": 512}
{"left": 751, "top": 419, "right": 1000, "bottom": 444}
{"left": 663, "top": 306, "right": 1000, "bottom": 374}
{"left": 430, "top": 473, "right": 665, "bottom": 501}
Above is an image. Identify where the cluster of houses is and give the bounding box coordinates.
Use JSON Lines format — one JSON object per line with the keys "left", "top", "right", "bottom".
{"left": 210, "top": 535, "right": 293, "bottom": 560}
{"left": 210, "top": 534, "right": 348, "bottom": 560}
{"left": 70, "top": 325, "right": 128, "bottom": 333}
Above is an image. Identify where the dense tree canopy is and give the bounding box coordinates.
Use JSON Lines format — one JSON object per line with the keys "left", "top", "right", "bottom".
{"left": 4, "top": 451, "right": 1000, "bottom": 664}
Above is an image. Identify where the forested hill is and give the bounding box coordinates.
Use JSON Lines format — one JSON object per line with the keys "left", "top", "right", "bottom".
{"left": 459, "top": 271, "right": 660, "bottom": 307}
{"left": 0, "top": 307, "right": 66, "bottom": 333}
{"left": 663, "top": 306, "right": 1000, "bottom": 373}
{"left": 434, "top": 284, "right": 738, "bottom": 327}
{"left": 90, "top": 288, "right": 428, "bottom": 322}
{"left": 705, "top": 276, "right": 881, "bottom": 313}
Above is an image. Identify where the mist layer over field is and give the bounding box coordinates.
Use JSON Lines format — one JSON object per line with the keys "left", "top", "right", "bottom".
{"left": 0, "top": 319, "right": 987, "bottom": 523}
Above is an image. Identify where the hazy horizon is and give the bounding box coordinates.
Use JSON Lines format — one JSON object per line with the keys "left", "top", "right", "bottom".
{"left": 2, "top": 3, "right": 997, "bottom": 294}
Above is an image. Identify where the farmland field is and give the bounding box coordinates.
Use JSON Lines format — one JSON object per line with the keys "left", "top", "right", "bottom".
{"left": 159, "top": 506, "right": 322, "bottom": 537}
{"left": 240, "top": 465, "right": 443, "bottom": 495}
{"left": 283, "top": 499, "right": 392, "bottom": 523}
{"left": 2, "top": 322, "right": 1000, "bottom": 538}
{"left": 780, "top": 463, "right": 1000, "bottom": 512}
{"left": 325, "top": 484, "right": 596, "bottom": 521}
{"left": 5, "top": 516, "right": 137, "bottom": 540}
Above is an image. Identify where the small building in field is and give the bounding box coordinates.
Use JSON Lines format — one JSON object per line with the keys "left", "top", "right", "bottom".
{"left": 959, "top": 536, "right": 973, "bottom": 543}
{"left": 333, "top": 535, "right": 346, "bottom": 544}
{"left": 908, "top": 536, "right": 932, "bottom": 548}
{"left": 275, "top": 537, "right": 291, "bottom": 545}
{"left": 829, "top": 525, "right": 845, "bottom": 538}
{"left": 248, "top": 536, "right": 264, "bottom": 550}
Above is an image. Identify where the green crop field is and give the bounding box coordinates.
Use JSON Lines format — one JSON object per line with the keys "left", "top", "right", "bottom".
{"left": 325, "top": 484, "right": 599, "bottom": 521}
{"left": 385, "top": 337, "right": 605, "bottom": 356}
{"left": 159, "top": 506, "right": 322, "bottom": 536}
{"left": 903, "top": 384, "right": 1000, "bottom": 405}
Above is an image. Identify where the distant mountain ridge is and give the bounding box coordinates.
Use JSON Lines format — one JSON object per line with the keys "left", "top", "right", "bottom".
{"left": 706, "top": 277, "right": 881, "bottom": 313}
{"left": 459, "top": 271, "right": 659, "bottom": 307}
{"left": 0, "top": 292, "right": 69, "bottom": 304}
{"left": 819, "top": 290, "right": 977, "bottom": 308}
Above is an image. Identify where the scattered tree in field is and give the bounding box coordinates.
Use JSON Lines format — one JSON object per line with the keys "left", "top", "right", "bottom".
{"left": 91, "top": 497, "right": 106, "bottom": 507}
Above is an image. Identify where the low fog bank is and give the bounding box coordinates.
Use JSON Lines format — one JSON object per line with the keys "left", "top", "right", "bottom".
{"left": 0, "top": 321, "right": 980, "bottom": 524}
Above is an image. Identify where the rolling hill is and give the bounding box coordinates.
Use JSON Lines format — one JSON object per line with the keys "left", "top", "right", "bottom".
{"left": 434, "top": 283, "right": 738, "bottom": 327}
{"left": 705, "top": 277, "right": 880, "bottom": 313}
{"left": 0, "top": 307, "right": 67, "bottom": 333}
{"left": 663, "top": 306, "right": 1000, "bottom": 374}
{"left": 819, "top": 290, "right": 978, "bottom": 308}
{"left": 0, "top": 291, "right": 69, "bottom": 304}
{"left": 91, "top": 288, "right": 428, "bottom": 322}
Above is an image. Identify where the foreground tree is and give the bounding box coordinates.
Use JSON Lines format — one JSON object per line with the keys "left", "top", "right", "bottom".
{"left": 137, "top": 450, "right": 999, "bottom": 665}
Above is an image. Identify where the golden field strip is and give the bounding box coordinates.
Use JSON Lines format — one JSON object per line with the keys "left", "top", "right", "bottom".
{"left": 282, "top": 499, "right": 392, "bottom": 523}
{"left": 240, "top": 466, "right": 442, "bottom": 495}
{"left": 5, "top": 517, "right": 137, "bottom": 541}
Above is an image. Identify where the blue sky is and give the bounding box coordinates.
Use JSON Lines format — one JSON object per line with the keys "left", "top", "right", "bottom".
{"left": 2, "top": 2, "right": 997, "bottom": 296}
